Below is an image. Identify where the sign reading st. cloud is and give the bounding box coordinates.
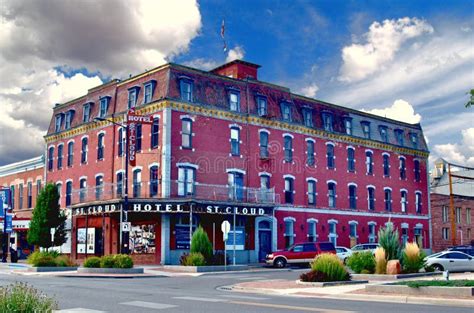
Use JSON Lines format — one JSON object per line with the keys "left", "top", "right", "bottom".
{"left": 72, "top": 202, "right": 273, "bottom": 217}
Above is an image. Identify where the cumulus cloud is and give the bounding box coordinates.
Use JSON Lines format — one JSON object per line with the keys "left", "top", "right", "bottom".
{"left": 299, "top": 83, "right": 319, "bottom": 98}
{"left": 0, "top": 0, "right": 202, "bottom": 165}
{"left": 361, "top": 99, "right": 421, "bottom": 124}
{"left": 226, "top": 46, "right": 245, "bottom": 62}
{"left": 432, "top": 128, "right": 474, "bottom": 166}
{"left": 338, "top": 17, "right": 433, "bottom": 82}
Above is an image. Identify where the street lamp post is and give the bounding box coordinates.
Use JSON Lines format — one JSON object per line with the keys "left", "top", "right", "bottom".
{"left": 94, "top": 117, "right": 129, "bottom": 254}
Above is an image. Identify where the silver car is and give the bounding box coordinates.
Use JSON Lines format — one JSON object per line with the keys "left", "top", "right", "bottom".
{"left": 335, "top": 246, "right": 352, "bottom": 263}
{"left": 425, "top": 251, "right": 474, "bottom": 272}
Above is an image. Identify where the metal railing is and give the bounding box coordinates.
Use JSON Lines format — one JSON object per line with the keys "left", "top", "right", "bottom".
{"left": 70, "top": 180, "right": 280, "bottom": 206}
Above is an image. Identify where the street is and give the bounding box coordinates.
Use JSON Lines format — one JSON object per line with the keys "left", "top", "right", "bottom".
{"left": 0, "top": 268, "right": 471, "bottom": 313}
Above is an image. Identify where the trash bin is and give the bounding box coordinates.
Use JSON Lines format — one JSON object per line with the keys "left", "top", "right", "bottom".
{"left": 10, "top": 248, "right": 18, "bottom": 263}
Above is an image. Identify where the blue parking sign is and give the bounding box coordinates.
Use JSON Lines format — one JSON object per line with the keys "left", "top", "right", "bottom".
{"left": 6, "top": 214, "right": 13, "bottom": 233}
{"left": 0, "top": 188, "right": 10, "bottom": 218}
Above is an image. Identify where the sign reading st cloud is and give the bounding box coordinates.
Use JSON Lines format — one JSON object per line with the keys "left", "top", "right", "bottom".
{"left": 72, "top": 202, "right": 272, "bottom": 217}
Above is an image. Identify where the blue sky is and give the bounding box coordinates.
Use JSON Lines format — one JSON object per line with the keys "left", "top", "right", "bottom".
{"left": 0, "top": 0, "right": 473, "bottom": 166}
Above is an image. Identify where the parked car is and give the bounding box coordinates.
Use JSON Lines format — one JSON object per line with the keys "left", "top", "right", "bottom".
{"left": 335, "top": 246, "right": 353, "bottom": 263}
{"left": 266, "top": 242, "right": 336, "bottom": 268}
{"left": 351, "top": 243, "right": 379, "bottom": 254}
{"left": 446, "top": 245, "right": 474, "bottom": 257}
{"left": 425, "top": 251, "right": 474, "bottom": 272}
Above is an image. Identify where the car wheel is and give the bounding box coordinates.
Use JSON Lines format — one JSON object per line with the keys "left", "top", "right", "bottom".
{"left": 274, "top": 258, "right": 287, "bottom": 268}
{"left": 343, "top": 258, "right": 347, "bottom": 265}
{"left": 432, "top": 264, "right": 444, "bottom": 271}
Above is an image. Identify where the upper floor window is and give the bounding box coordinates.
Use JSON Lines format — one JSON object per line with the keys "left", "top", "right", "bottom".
{"left": 307, "top": 220, "right": 317, "bottom": 243}
{"left": 284, "top": 218, "right": 295, "bottom": 248}
{"left": 365, "top": 151, "right": 373, "bottom": 175}
{"left": 95, "top": 175, "right": 104, "bottom": 200}
{"left": 65, "top": 181, "right": 72, "bottom": 207}
{"left": 65, "top": 110, "right": 75, "bottom": 130}
{"left": 379, "top": 126, "right": 388, "bottom": 143}
{"left": 181, "top": 118, "right": 192, "bottom": 149}
{"left": 344, "top": 118, "right": 353, "bottom": 135}
{"left": 81, "top": 137, "right": 88, "bottom": 164}
{"left": 349, "top": 222, "right": 358, "bottom": 239}
{"left": 230, "top": 127, "right": 240, "bottom": 156}
{"left": 128, "top": 87, "right": 139, "bottom": 109}
{"left": 57, "top": 144, "right": 63, "bottom": 169}
{"left": 328, "top": 182, "right": 336, "bottom": 208}
{"left": 306, "top": 140, "right": 315, "bottom": 166}
{"left": 257, "top": 96, "right": 267, "bottom": 117}
{"left": 280, "top": 102, "right": 292, "bottom": 122}
{"left": 18, "top": 183, "right": 23, "bottom": 210}
{"left": 361, "top": 121, "right": 371, "bottom": 139}
{"left": 229, "top": 90, "right": 240, "bottom": 112}
{"left": 383, "top": 154, "right": 390, "bottom": 177}
{"left": 302, "top": 108, "right": 313, "bottom": 127}
{"left": 116, "top": 172, "right": 123, "bottom": 197}
{"left": 48, "top": 146, "right": 54, "bottom": 171}
{"left": 394, "top": 129, "right": 404, "bottom": 146}
{"left": 67, "top": 141, "right": 74, "bottom": 167}
{"left": 367, "top": 186, "right": 375, "bottom": 211}
{"left": 322, "top": 112, "right": 333, "bottom": 132}
{"left": 307, "top": 180, "right": 316, "bottom": 205}
{"left": 150, "top": 165, "right": 159, "bottom": 197}
{"left": 260, "top": 174, "right": 270, "bottom": 189}
{"left": 97, "top": 133, "right": 105, "bottom": 160}
{"left": 36, "top": 179, "right": 41, "bottom": 196}
{"left": 178, "top": 166, "right": 195, "bottom": 196}
{"left": 259, "top": 131, "right": 269, "bottom": 158}
{"left": 401, "top": 190, "right": 408, "bottom": 213}
{"left": 179, "top": 78, "right": 193, "bottom": 102}
{"left": 151, "top": 117, "right": 159, "bottom": 149}
{"left": 399, "top": 157, "right": 406, "bottom": 180}
{"left": 135, "top": 124, "right": 142, "bottom": 152}
{"left": 118, "top": 128, "right": 125, "bottom": 156}
{"left": 284, "top": 177, "right": 294, "bottom": 204}
{"left": 83, "top": 103, "right": 92, "bottom": 122}
{"left": 347, "top": 147, "right": 355, "bottom": 172}
{"left": 228, "top": 171, "right": 244, "bottom": 201}
{"left": 414, "top": 160, "right": 421, "bottom": 182}
{"left": 415, "top": 192, "right": 422, "bottom": 213}
{"left": 349, "top": 184, "right": 357, "bottom": 209}
{"left": 384, "top": 188, "right": 392, "bottom": 211}
{"left": 10, "top": 186, "right": 15, "bottom": 210}
{"left": 132, "top": 169, "right": 142, "bottom": 198}
{"left": 99, "top": 97, "right": 110, "bottom": 118}
{"left": 27, "top": 182, "right": 32, "bottom": 208}
{"left": 369, "top": 223, "right": 377, "bottom": 242}
{"left": 284, "top": 135, "right": 293, "bottom": 162}
{"left": 143, "top": 80, "right": 156, "bottom": 104}
{"left": 79, "top": 178, "right": 87, "bottom": 202}
{"left": 326, "top": 143, "right": 335, "bottom": 169}
{"left": 410, "top": 132, "right": 418, "bottom": 148}
{"left": 55, "top": 114, "right": 63, "bottom": 132}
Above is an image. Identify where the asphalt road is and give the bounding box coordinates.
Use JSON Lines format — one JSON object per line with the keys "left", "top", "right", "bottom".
{"left": 0, "top": 268, "right": 471, "bottom": 313}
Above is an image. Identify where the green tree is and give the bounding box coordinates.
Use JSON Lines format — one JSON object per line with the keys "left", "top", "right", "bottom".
{"left": 27, "top": 183, "right": 67, "bottom": 249}
{"left": 466, "top": 89, "right": 474, "bottom": 108}
{"left": 190, "top": 226, "right": 212, "bottom": 262}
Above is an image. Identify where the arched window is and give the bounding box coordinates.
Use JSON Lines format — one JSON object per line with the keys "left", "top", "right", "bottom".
{"left": 95, "top": 175, "right": 103, "bottom": 200}
{"left": 133, "top": 169, "right": 142, "bottom": 198}
{"left": 81, "top": 137, "right": 88, "bottom": 164}
{"left": 367, "top": 186, "right": 375, "bottom": 211}
{"left": 79, "top": 178, "right": 87, "bottom": 202}
{"left": 230, "top": 127, "right": 240, "bottom": 156}
{"left": 284, "top": 135, "right": 293, "bottom": 162}
{"left": 97, "top": 133, "right": 105, "bottom": 160}
{"left": 384, "top": 188, "right": 392, "bottom": 211}
{"left": 414, "top": 160, "right": 421, "bottom": 182}
{"left": 284, "top": 176, "right": 294, "bottom": 204}
{"left": 118, "top": 128, "right": 125, "bottom": 156}
{"left": 307, "top": 220, "right": 317, "bottom": 242}
{"left": 67, "top": 142, "right": 74, "bottom": 167}
{"left": 284, "top": 217, "right": 295, "bottom": 248}
{"left": 365, "top": 151, "right": 373, "bottom": 175}
{"left": 328, "top": 182, "right": 336, "bottom": 208}
{"left": 401, "top": 190, "right": 408, "bottom": 213}
{"left": 306, "top": 140, "right": 315, "bottom": 166}
{"left": 307, "top": 180, "right": 316, "bottom": 205}
{"left": 57, "top": 144, "right": 64, "bottom": 169}
{"left": 383, "top": 154, "right": 390, "bottom": 177}
{"left": 116, "top": 172, "right": 124, "bottom": 197}
{"left": 348, "top": 184, "right": 357, "bottom": 209}
{"left": 399, "top": 156, "right": 406, "bottom": 180}
{"left": 150, "top": 166, "right": 159, "bottom": 197}
{"left": 48, "top": 146, "right": 54, "bottom": 171}
{"left": 328, "top": 220, "right": 338, "bottom": 246}
{"left": 259, "top": 131, "right": 269, "bottom": 158}
{"left": 228, "top": 171, "right": 244, "bottom": 201}
{"left": 415, "top": 192, "right": 422, "bottom": 213}
{"left": 151, "top": 117, "right": 159, "bottom": 149}
{"left": 65, "top": 181, "right": 72, "bottom": 207}
{"left": 326, "top": 144, "right": 335, "bottom": 169}
{"left": 347, "top": 147, "right": 355, "bottom": 172}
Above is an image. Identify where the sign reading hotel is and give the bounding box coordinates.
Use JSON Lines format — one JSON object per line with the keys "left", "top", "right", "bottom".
{"left": 127, "top": 109, "right": 153, "bottom": 167}
{"left": 72, "top": 202, "right": 272, "bottom": 217}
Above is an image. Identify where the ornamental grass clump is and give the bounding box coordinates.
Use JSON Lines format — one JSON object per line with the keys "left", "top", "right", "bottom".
{"left": 310, "top": 253, "right": 350, "bottom": 282}
{"left": 401, "top": 242, "right": 426, "bottom": 273}
{"left": 182, "top": 252, "right": 206, "bottom": 266}
{"left": 378, "top": 223, "right": 401, "bottom": 261}
{"left": 346, "top": 251, "right": 375, "bottom": 274}
{"left": 374, "top": 247, "right": 387, "bottom": 274}
{"left": 0, "top": 282, "right": 58, "bottom": 312}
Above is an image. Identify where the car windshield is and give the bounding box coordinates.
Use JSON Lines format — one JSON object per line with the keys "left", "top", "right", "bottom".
{"left": 427, "top": 252, "right": 443, "bottom": 259}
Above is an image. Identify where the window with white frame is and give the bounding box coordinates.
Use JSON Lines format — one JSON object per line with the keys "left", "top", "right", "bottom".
{"left": 97, "top": 133, "right": 105, "bottom": 160}
{"left": 368, "top": 186, "right": 375, "bottom": 211}
{"left": 228, "top": 171, "right": 244, "bottom": 201}
{"left": 401, "top": 190, "right": 408, "bottom": 213}
{"left": 95, "top": 175, "right": 103, "bottom": 200}
{"left": 260, "top": 174, "right": 270, "bottom": 189}
{"left": 133, "top": 169, "right": 142, "bottom": 197}
{"left": 284, "top": 177, "right": 294, "bottom": 204}
{"left": 151, "top": 117, "right": 159, "bottom": 149}
{"left": 48, "top": 147, "right": 54, "bottom": 171}
{"left": 347, "top": 147, "right": 355, "bottom": 172}
{"left": 229, "top": 90, "right": 240, "bottom": 112}
{"left": 401, "top": 226, "right": 409, "bottom": 245}
{"left": 361, "top": 121, "right": 371, "bottom": 139}
{"left": 456, "top": 207, "right": 462, "bottom": 224}
{"left": 307, "top": 180, "right": 316, "bottom": 205}
{"left": 326, "top": 143, "right": 335, "bottom": 169}
{"left": 65, "top": 181, "right": 72, "bottom": 207}
{"left": 307, "top": 220, "right": 317, "bottom": 242}
{"left": 55, "top": 114, "right": 62, "bottom": 132}
{"left": 395, "top": 129, "right": 404, "bottom": 146}
{"left": 348, "top": 184, "right": 357, "bottom": 209}
{"left": 143, "top": 81, "right": 155, "bottom": 104}
{"left": 83, "top": 103, "right": 91, "bottom": 122}
{"left": 349, "top": 222, "right": 357, "bottom": 239}
{"left": 442, "top": 206, "right": 449, "bottom": 223}
{"left": 79, "top": 178, "right": 87, "bottom": 202}
{"left": 65, "top": 110, "right": 74, "bottom": 129}
{"left": 306, "top": 140, "right": 315, "bottom": 166}
{"left": 230, "top": 127, "right": 240, "bottom": 156}
{"left": 99, "top": 97, "right": 109, "bottom": 118}
{"left": 128, "top": 87, "right": 138, "bottom": 109}
{"left": 81, "top": 137, "right": 88, "bottom": 164}
{"left": 415, "top": 192, "right": 422, "bottom": 213}
{"left": 284, "top": 135, "right": 293, "bottom": 162}
{"left": 284, "top": 218, "right": 295, "bottom": 248}
{"left": 344, "top": 118, "right": 352, "bottom": 135}
{"left": 303, "top": 108, "right": 313, "bottom": 127}
{"left": 379, "top": 125, "right": 388, "bottom": 143}
{"left": 328, "top": 221, "right": 337, "bottom": 246}
{"left": 150, "top": 165, "right": 159, "bottom": 197}
{"left": 118, "top": 128, "right": 125, "bottom": 156}
{"left": 410, "top": 132, "right": 418, "bottom": 148}
{"left": 67, "top": 141, "right": 74, "bottom": 167}
{"left": 399, "top": 157, "right": 406, "bottom": 180}
{"left": 442, "top": 227, "right": 449, "bottom": 240}
{"left": 414, "top": 160, "right": 421, "bottom": 182}
{"left": 260, "top": 131, "right": 269, "bottom": 158}
{"left": 181, "top": 118, "right": 192, "bottom": 149}
{"left": 180, "top": 79, "right": 193, "bottom": 102}
{"left": 383, "top": 154, "right": 390, "bottom": 177}
{"left": 280, "top": 102, "right": 292, "bottom": 122}
{"left": 178, "top": 166, "right": 195, "bottom": 196}
{"left": 257, "top": 96, "right": 267, "bottom": 116}
{"left": 368, "top": 223, "right": 376, "bottom": 243}
{"left": 57, "top": 144, "right": 63, "bottom": 169}
{"left": 328, "top": 182, "right": 336, "bottom": 208}
{"left": 135, "top": 124, "right": 142, "bottom": 152}
{"left": 384, "top": 188, "right": 392, "bottom": 211}
{"left": 365, "top": 151, "right": 373, "bottom": 175}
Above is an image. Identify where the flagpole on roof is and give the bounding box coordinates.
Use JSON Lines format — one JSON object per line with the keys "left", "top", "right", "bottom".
{"left": 221, "top": 19, "right": 227, "bottom": 52}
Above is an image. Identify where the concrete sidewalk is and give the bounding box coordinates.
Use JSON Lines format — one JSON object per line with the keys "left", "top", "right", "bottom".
{"left": 226, "top": 272, "right": 474, "bottom": 308}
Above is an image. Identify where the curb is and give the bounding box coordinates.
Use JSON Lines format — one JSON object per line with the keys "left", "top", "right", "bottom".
{"left": 55, "top": 274, "right": 162, "bottom": 279}
{"left": 197, "top": 268, "right": 297, "bottom": 276}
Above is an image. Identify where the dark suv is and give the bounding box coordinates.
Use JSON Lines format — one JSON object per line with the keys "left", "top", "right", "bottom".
{"left": 447, "top": 245, "right": 474, "bottom": 256}
{"left": 266, "top": 242, "right": 336, "bottom": 268}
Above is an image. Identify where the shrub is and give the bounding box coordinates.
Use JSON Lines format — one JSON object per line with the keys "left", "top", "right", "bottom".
{"left": 55, "top": 255, "right": 76, "bottom": 267}
{"left": 311, "top": 253, "right": 350, "bottom": 281}
{"left": 378, "top": 223, "right": 401, "bottom": 261}
{"left": 113, "top": 254, "right": 133, "bottom": 269}
{"left": 179, "top": 253, "right": 189, "bottom": 266}
{"left": 347, "top": 251, "right": 375, "bottom": 274}
{"left": 374, "top": 247, "right": 387, "bottom": 274}
{"left": 300, "top": 270, "right": 328, "bottom": 282}
{"left": 208, "top": 252, "right": 229, "bottom": 266}
{"left": 31, "top": 254, "right": 57, "bottom": 267}
{"left": 401, "top": 242, "right": 426, "bottom": 273}
{"left": 182, "top": 252, "right": 206, "bottom": 266}
{"left": 190, "top": 226, "right": 212, "bottom": 262}
{"left": 83, "top": 256, "right": 101, "bottom": 268}
{"left": 100, "top": 255, "right": 116, "bottom": 268}
{"left": 0, "top": 283, "right": 58, "bottom": 312}
{"left": 27, "top": 251, "right": 60, "bottom": 266}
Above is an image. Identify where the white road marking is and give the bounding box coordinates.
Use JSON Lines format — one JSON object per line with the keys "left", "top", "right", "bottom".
{"left": 173, "top": 296, "right": 226, "bottom": 302}
{"left": 120, "top": 301, "right": 177, "bottom": 310}
{"left": 54, "top": 309, "right": 107, "bottom": 313}
{"left": 220, "top": 294, "right": 269, "bottom": 300}
{"left": 237, "top": 276, "right": 267, "bottom": 280}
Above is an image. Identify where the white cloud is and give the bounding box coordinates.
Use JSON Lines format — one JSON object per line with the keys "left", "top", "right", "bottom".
{"left": 226, "top": 46, "right": 245, "bottom": 62}
{"left": 338, "top": 17, "right": 433, "bottom": 82}
{"left": 183, "top": 58, "right": 220, "bottom": 71}
{"left": 361, "top": 99, "right": 421, "bottom": 124}
{"left": 299, "top": 83, "right": 319, "bottom": 98}
{"left": 432, "top": 128, "right": 474, "bottom": 166}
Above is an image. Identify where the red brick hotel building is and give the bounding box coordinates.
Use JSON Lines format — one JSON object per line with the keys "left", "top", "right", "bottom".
{"left": 41, "top": 60, "right": 430, "bottom": 264}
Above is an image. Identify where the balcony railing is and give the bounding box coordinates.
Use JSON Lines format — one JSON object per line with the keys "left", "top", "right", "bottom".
{"left": 70, "top": 180, "right": 280, "bottom": 206}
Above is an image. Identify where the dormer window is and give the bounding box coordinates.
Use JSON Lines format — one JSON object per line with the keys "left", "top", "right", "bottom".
{"left": 280, "top": 102, "right": 292, "bottom": 122}
{"left": 229, "top": 90, "right": 240, "bottom": 112}
{"left": 344, "top": 118, "right": 353, "bottom": 135}
{"left": 65, "top": 110, "right": 75, "bottom": 130}
{"left": 394, "top": 129, "right": 404, "bottom": 146}
{"left": 257, "top": 96, "right": 267, "bottom": 116}
{"left": 83, "top": 102, "right": 92, "bottom": 122}
{"left": 361, "top": 121, "right": 371, "bottom": 139}
{"left": 179, "top": 77, "right": 193, "bottom": 102}
{"left": 302, "top": 108, "right": 313, "bottom": 127}
{"left": 99, "top": 96, "right": 110, "bottom": 118}
{"left": 410, "top": 132, "right": 418, "bottom": 148}
{"left": 379, "top": 126, "right": 388, "bottom": 143}
{"left": 322, "top": 112, "right": 333, "bottom": 132}
{"left": 143, "top": 80, "right": 156, "bottom": 104}
{"left": 128, "top": 87, "right": 140, "bottom": 109}
{"left": 55, "top": 114, "right": 63, "bottom": 132}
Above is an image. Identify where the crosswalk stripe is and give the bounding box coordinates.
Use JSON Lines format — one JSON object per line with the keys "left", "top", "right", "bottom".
{"left": 173, "top": 296, "right": 225, "bottom": 302}
{"left": 220, "top": 294, "right": 269, "bottom": 300}
{"left": 120, "top": 301, "right": 177, "bottom": 310}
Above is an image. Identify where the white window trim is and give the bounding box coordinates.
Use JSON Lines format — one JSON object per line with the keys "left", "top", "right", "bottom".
{"left": 95, "top": 173, "right": 104, "bottom": 178}
{"left": 307, "top": 218, "right": 318, "bottom": 223}
{"left": 67, "top": 139, "right": 75, "bottom": 144}
{"left": 305, "top": 138, "right": 315, "bottom": 143}
{"left": 284, "top": 217, "right": 296, "bottom": 222}
{"left": 132, "top": 166, "right": 143, "bottom": 172}
{"left": 226, "top": 168, "right": 246, "bottom": 175}
{"left": 365, "top": 149, "right": 374, "bottom": 154}
{"left": 148, "top": 162, "right": 160, "bottom": 169}
{"left": 415, "top": 223, "right": 423, "bottom": 228}
{"left": 325, "top": 142, "right": 335, "bottom": 146}
{"left": 401, "top": 223, "right": 409, "bottom": 228}
{"left": 326, "top": 179, "right": 337, "bottom": 185}
{"left": 367, "top": 184, "right": 376, "bottom": 189}
{"left": 382, "top": 152, "right": 390, "bottom": 157}
{"left": 384, "top": 187, "right": 392, "bottom": 191}
{"left": 346, "top": 145, "right": 355, "bottom": 150}
{"left": 180, "top": 114, "right": 195, "bottom": 121}
{"left": 258, "top": 128, "right": 270, "bottom": 134}
{"left": 347, "top": 182, "right": 358, "bottom": 187}
{"left": 229, "top": 123, "right": 242, "bottom": 130}
{"left": 176, "top": 162, "right": 199, "bottom": 169}
{"left": 368, "top": 221, "right": 377, "bottom": 226}
{"left": 259, "top": 172, "right": 272, "bottom": 178}
{"left": 348, "top": 220, "right": 359, "bottom": 225}
{"left": 282, "top": 133, "right": 294, "bottom": 139}
{"left": 65, "top": 178, "right": 73, "bottom": 184}
{"left": 328, "top": 219, "right": 338, "bottom": 224}
{"left": 306, "top": 177, "right": 317, "bottom": 182}
{"left": 115, "top": 170, "right": 125, "bottom": 175}
{"left": 97, "top": 130, "right": 106, "bottom": 136}
{"left": 283, "top": 174, "right": 296, "bottom": 180}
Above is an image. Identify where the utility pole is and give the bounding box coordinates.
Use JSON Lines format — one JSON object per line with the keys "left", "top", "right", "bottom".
{"left": 448, "top": 164, "right": 456, "bottom": 246}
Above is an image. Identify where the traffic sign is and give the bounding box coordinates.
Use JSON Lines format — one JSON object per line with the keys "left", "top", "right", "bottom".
{"left": 121, "top": 222, "right": 131, "bottom": 232}
{"left": 221, "top": 220, "right": 230, "bottom": 240}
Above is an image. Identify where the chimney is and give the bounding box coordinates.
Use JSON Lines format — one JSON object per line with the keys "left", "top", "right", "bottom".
{"left": 211, "top": 60, "right": 261, "bottom": 80}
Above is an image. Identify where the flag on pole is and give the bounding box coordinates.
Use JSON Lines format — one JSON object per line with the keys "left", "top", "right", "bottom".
{"left": 221, "top": 19, "right": 227, "bottom": 52}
